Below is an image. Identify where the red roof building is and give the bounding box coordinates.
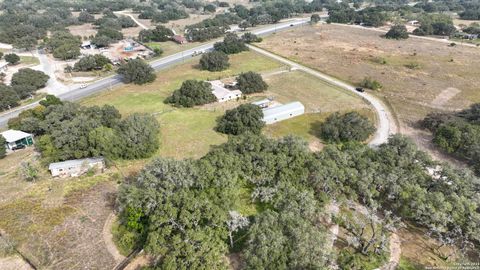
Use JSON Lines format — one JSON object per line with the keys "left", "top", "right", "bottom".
{"left": 172, "top": 35, "right": 187, "bottom": 44}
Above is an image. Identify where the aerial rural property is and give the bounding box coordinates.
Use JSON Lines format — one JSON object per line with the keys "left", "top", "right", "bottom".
{"left": 0, "top": 0, "right": 479, "bottom": 269}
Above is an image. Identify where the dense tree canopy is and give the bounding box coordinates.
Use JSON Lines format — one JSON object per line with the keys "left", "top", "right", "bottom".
{"left": 0, "top": 84, "right": 20, "bottom": 111}
{"left": 241, "top": 32, "right": 262, "bottom": 44}
{"left": 139, "top": 26, "right": 173, "bottom": 42}
{"left": 73, "top": 54, "right": 112, "bottom": 71}
{"left": 216, "top": 104, "right": 265, "bottom": 135}
{"left": 46, "top": 31, "right": 81, "bottom": 60}
{"left": 114, "top": 129, "right": 480, "bottom": 269}
{"left": 11, "top": 68, "right": 50, "bottom": 99}
{"left": 319, "top": 112, "right": 375, "bottom": 143}
{"left": 421, "top": 103, "right": 480, "bottom": 174}
{"left": 117, "top": 59, "right": 156, "bottom": 84}
{"left": 4, "top": 53, "right": 20, "bottom": 65}
{"left": 213, "top": 33, "right": 248, "bottom": 54}
{"left": 413, "top": 14, "right": 456, "bottom": 36}
{"left": 236, "top": 72, "right": 268, "bottom": 94}
{"left": 13, "top": 102, "right": 160, "bottom": 162}
{"left": 165, "top": 80, "right": 216, "bottom": 107}
{"left": 199, "top": 51, "right": 230, "bottom": 72}
{"left": 385, "top": 24, "right": 409, "bottom": 39}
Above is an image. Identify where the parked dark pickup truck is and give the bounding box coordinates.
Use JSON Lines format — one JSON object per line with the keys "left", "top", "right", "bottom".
{"left": 355, "top": 87, "right": 365, "bottom": 93}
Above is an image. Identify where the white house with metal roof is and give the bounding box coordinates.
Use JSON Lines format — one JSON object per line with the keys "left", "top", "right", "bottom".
{"left": 209, "top": 80, "right": 242, "bottom": 102}
{"left": 1, "top": 129, "right": 34, "bottom": 150}
{"left": 261, "top": 101, "right": 305, "bottom": 124}
{"left": 49, "top": 157, "right": 105, "bottom": 178}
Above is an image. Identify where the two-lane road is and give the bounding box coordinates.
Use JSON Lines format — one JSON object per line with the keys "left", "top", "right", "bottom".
{"left": 0, "top": 19, "right": 309, "bottom": 128}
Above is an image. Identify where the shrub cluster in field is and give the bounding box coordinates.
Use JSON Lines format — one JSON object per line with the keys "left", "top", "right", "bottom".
{"left": 421, "top": 103, "right": 480, "bottom": 174}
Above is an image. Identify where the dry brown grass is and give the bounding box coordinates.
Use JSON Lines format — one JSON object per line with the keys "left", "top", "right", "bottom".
{"left": 67, "top": 24, "right": 97, "bottom": 39}
{"left": 258, "top": 24, "right": 480, "bottom": 128}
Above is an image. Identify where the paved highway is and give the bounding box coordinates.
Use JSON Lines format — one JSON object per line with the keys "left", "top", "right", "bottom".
{"left": 0, "top": 19, "right": 308, "bottom": 128}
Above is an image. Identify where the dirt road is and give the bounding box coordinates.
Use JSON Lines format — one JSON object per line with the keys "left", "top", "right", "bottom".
{"left": 248, "top": 44, "right": 397, "bottom": 146}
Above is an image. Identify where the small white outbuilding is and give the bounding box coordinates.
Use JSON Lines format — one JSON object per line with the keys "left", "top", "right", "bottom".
{"left": 262, "top": 101, "right": 305, "bottom": 124}
{"left": 49, "top": 157, "right": 105, "bottom": 178}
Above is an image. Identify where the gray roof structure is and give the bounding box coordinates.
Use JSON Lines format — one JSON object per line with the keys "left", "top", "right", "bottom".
{"left": 48, "top": 157, "right": 105, "bottom": 171}
{"left": 262, "top": 102, "right": 305, "bottom": 119}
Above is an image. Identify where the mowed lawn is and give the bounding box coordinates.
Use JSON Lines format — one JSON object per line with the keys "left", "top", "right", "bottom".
{"left": 264, "top": 71, "right": 370, "bottom": 113}
{"left": 81, "top": 51, "right": 285, "bottom": 159}
{"left": 262, "top": 71, "right": 373, "bottom": 144}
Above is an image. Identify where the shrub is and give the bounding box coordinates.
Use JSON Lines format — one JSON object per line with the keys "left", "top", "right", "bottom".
{"left": 236, "top": 72, "right": 268, "bottom": 94}
{"left": 385, "top": 24, "right": 409, "bottom": 39}
{"left": 165, "top": 80, "right": 216, "bottom": 107}
{"left": 359, "top": 77, "right": 382, "bottom": 90}
{"left": 4, "top": 53, "right": 20, "bottom": 65}
{"left": 117, "top": 59, "right": 156, "bottom": 84}
{"left": 200, "top": 51, "right": 230, "bottom": 71}
{"left": 213, "top": 33, "right": 248, "bottom": 54}
{"left": 216, "top": 104, "right": 265, "bottom": 135}
{"left": 241, "top": 32, "right": 262, "bottom": 43}
{"left": 319, "top": 112, "right": 375, "bottom": 143}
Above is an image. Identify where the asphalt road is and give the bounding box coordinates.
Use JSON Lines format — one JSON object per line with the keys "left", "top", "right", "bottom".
{"left": 0, "top": 19, "right": 308, "bottom": 128}
{"left": 248, "top": 45, "right": 397, "bottom": 146}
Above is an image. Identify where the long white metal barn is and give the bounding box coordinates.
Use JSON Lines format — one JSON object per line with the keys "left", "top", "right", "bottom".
{"left": 262, "top": 101, "right": 305, "bottom": 124}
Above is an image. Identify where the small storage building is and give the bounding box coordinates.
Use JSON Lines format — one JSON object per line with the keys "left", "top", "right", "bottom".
{"left": 252, "top": 98, "right": 273, "bottom": 109}
{"left": 49, "top": 157, "right": 105, "bottom": 178}
{"left": 1, "top": 130, "right": 34, "bottom": 150}
{"left": 262, "top": 101, "right": 305, "bottom": 124}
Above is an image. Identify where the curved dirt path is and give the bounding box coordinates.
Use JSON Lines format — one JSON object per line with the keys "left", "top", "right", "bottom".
{"left": 103, "top": 213, "right": 126, "bottom": 263}
{"left": 114, "top": 11, "right": 148, "bottom": 30}
{"left": 248, "top": 45, "right": 397, "bottom": 146}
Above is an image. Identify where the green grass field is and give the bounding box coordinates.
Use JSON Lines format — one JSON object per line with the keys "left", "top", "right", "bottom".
{"left": 262, "top": 71, "right": 372, "bottom": 144}
{"left": 264, "top": 71, "right": 370, "bottom": 113}
{"left": 82, "top": 51, "right": 285, "bottom": 159}
{"left": 19, "top": 55, "right": 40, "bottom": 66}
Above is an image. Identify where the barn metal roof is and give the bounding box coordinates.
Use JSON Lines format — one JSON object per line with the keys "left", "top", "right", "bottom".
{"left": 48, "top": 157, "right": 104, "bottom": 170}
{"left": 262, "top": 101, "right": 305, "bottom": 118}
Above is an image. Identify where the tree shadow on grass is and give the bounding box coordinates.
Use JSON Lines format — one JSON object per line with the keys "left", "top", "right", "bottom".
{"left": 309, "top": 121, "right": 323, "bottom": 140}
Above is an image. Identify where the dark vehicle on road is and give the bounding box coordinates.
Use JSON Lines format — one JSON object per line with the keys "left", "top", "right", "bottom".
{"left": 355, "top": 87, "right": 365, "bottom": 92}
{"left": 12, "top": 144, "right": 26, "bottom": 150}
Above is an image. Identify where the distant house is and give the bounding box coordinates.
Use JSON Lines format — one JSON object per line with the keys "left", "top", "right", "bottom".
{"left": 0, "top": 61, "right": 8, "bottom": 72}
{"left": 408, "top": 20, "right": 420, "bottom": 26}
{"left": 210, "top": 80, "right": 242, "bottom": 102}
{"left": 49, "top": 157, "right": 105, "bottom": 178}
{"left": 80, "top": 41, "right": 92, "bottom": 49}
{"left": 172, "top": 35, "right": 187, "bottom": 44}
{"left": 1, "top": 130, "right": 34, "bottom": 150}
{"left": 262, "top": 101, "right": 305, "bottom": 124}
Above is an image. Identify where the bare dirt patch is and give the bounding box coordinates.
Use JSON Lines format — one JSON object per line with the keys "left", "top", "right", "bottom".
{"left": 67, "top": 23, "right": 97, "bottom": 39}
{"left": 0, "top": 255, "right": 33, "bottom": 270}
{"left": 431, "top": 87, "right": 461, "bottom": 107}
